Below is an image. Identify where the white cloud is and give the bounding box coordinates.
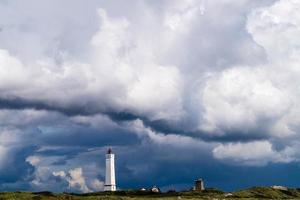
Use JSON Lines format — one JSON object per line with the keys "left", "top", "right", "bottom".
{"left": 198, "top": 0, "right": 300, "bottom": 143}
{"left": 53, "top": 167, "right": 104, "bottom": 193}
{"left": 52, "top": 171, "right": 66, "bottom": 178}
{"left": 0, "top": 6, "right": 184, "bottom": 121}
{"left": 90, "top": 179, "right": 104, "bottom": 191}
{"left": 247, "top": 0, "right": 300, "bottom": 61}
{"left": 90, "top": 8, "right": 184, "bottom": 120}
{"left": 213, "top": 141, "right": 296, "bottom": 166}
{"left": 201, "top": 66, "right": 291, "bottom": 136}
{"left": 26, "top": 156, "right": 41, "bottom": 166}
{"left": 163, "top": 0, "right": 203, "bottom": 32}
{"left": 53, "top": 168, "right": 91, "bottom": 193}
{"left": 0, "top": 49, "right": 28, "bottom": 90}
{"left": 26, "top": 149, "right": 106, "bottom": 193}
{"left": 0, "top": 0, "right": 274, "bottom": 131}
{"left": 67, "top": 168, "right": 91, "bottom": 193}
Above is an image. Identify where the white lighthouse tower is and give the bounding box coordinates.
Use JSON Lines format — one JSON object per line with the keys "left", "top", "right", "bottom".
{"left": 104, "top": 148, "right": 116, "bottom": 191}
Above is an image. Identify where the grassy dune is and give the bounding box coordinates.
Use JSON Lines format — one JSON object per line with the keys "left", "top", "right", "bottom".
{"left": 1, "top": 187, "right": 300, "bottom": 199}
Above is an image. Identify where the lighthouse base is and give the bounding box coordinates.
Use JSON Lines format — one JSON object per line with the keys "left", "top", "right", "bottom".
{"left": 104, "top": 184, "right": 116, "bottom": 191}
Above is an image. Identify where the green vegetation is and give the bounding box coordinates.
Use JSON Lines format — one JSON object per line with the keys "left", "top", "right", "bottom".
{"left": 1, "top": 187, "right": 300, "bottom": 199}
{"left": 232, "top": 186, "right": 300, "bottom": 199}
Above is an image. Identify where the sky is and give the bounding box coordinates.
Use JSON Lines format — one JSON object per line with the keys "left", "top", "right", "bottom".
{"left": 0, "top": 0, "right": 300, "bottom": 193}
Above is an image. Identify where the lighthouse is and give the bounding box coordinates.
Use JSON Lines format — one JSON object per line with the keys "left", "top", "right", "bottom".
{"left": 104, "top": 148, "right": 116, "bottom": 191}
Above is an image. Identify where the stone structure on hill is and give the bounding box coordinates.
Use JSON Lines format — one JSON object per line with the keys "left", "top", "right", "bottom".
{"left": 193, "top": 178, "right": 205, "bottom": 191}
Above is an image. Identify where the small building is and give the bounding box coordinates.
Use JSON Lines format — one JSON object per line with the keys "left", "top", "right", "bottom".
{"left": 151, "top": 186, "right": 160, "bottom": 193}
{"left": 193, "top": 178, "right": 205, "bottom": 191}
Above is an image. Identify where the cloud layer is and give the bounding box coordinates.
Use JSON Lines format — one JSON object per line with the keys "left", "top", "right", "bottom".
{"left": 0, "top": 0, "right": 299, "bottom": 192}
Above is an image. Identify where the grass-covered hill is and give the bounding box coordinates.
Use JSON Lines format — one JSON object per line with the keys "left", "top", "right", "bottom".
{"left": 1, "top": 187, "right": 300, "bottom": 199}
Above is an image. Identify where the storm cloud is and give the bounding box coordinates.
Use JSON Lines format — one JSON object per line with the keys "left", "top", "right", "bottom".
{"left": 0, "top": 0, "right": 299, "bottom": 192}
